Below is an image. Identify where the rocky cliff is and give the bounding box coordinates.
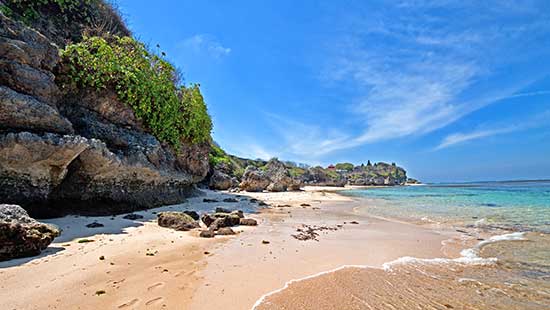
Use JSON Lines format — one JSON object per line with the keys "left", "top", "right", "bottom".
{"left": 0, "top": 4, "right": 210, "bottom": 217}
{"left": 207, "top": 150, "right": 408, "bottom": 191}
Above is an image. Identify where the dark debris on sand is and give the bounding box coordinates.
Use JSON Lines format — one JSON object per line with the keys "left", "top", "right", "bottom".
{"left": 291, "top": 224, "right": 339, "bottom": 241}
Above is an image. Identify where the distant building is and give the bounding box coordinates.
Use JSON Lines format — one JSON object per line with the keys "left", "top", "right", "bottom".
{"left": 327, "top": 165, "right": 336, "bottom": 171}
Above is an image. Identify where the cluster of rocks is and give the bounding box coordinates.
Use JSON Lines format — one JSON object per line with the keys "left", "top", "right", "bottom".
{"left": 209, "top": 158, "right": 303, "bottom": 192}
{"left": 156, "top": 207, "right": 257, "bottom": 238}
{"left": 208, "top": 158, "right": 411, "bottom": 192}
{"left": 0, "top": 204, "right": 60, "bottom": 261}
{"left": 346, "top": 162, "right": 407, "bottom": 186}
{"left": 0, "top": 12, "right": 210, "bottom": 217}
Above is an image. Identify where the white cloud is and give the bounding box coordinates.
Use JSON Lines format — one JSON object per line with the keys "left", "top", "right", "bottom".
{"left": 179, "top": 34, "right": 231, "bottom": 58}
{"left": 434, "top": 110, "right": 550, "bottom": 150}
{"left": 434, "top": 128, "right": 516, "bottom": 150}
{"left": 278, "top": 0, "right": 550, "bottom": 157}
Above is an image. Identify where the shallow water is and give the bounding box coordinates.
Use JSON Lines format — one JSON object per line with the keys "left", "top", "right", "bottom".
{"left": 344, "top": 180, "right": 550, "bottom": 233}
{"left": 255, "top": 181, "right": 550, "bottom": 309}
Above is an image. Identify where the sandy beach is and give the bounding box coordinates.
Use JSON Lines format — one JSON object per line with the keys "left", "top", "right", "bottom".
{"left": 3, "top": 186, "right": 542, "bottom": 310}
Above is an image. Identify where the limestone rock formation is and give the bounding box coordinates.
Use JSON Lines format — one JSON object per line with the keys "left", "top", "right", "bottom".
{"left": 208, "top": 170, "right": 234, "bottom": 190}
{"left": 239, "top": 166, "right": 270, "bottom": 192}
{"left": 0, "top": 12, "right": 210, "bottom": 216}
{"left": 0, "top": 204, "right": 60, "bottom": 261}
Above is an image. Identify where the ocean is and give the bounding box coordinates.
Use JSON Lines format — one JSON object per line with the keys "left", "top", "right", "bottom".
{"left": 336, "top": 180, "right": 550, "bottom": 309}
{"left": 344, "top": 180, "right": 550, "bottom": 233}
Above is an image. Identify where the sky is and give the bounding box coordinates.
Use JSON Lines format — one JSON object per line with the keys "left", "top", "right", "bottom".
{"left": 117, "top": 0, "right": 550, "bottom": 182}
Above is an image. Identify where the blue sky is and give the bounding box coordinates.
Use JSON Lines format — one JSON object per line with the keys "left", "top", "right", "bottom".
{"left": 117, "top": 0, "right": 550, "bottom": 182}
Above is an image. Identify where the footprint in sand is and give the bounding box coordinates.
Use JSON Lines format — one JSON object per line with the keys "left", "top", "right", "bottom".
{"left": 118, "top": 298, "right": 139, "bottom": 308}
{"left": 174, "top": 270, "right": 195, "bottom": 277}
{"left": 147, "top": 282, "right": 164, "bottom": 291}
{"left": 145, "top": 297, "right": 164, "bottom": 306}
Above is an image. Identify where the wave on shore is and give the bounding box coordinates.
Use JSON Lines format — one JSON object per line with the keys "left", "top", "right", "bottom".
{"left": 254, "top": 231, "right": 550, "bottom": 310}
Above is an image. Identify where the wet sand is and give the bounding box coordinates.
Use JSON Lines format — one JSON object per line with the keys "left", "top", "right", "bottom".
{"left": 188, "top": 189, "right": 463, "bottom": 310}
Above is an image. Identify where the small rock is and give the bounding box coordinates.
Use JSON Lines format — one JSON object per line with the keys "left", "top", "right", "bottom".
{"left": 300, "top": 203, "right": 311, "bottom": 207}
{"left": 203, "top": 198, "right": 219, "bottom": 203}
{"left": 216, "top": 227, "right": 236, "bottom": 235}
{"left": 215, "top": 207, "right": 231, "bottom": 213}
{"left": 201, "top": 213, "right": 216, "bottom": 227}
{"left": 258, "top": 201, "right": 268, "bottom": 206}
{"left": 86, "top": 222, "right": 104, "bottom": 228}
{"left": 277, "top": 204, "right": 292, "bottom": 208}
{"left": 239, "top": 218, "right": 258, "bottom": 226}
{"left": 122, "top": 213, "right": 143, "bottom": 220}
{"left": 157, "top": 212, "right": 199, "bottom": 231}
{"left": 223, "top": 198, "right": 238, "bottom": 203}
{"left": 231, "top": 210, "right": 244, "bottom": 218}
{"left": 213, "top": 213, "right": 241, "bottom": 226}
{"left": 99, "top": 256, "right": 105, "bottom": 260}
{"left": 183, "top": 210, "right": 200, "bottom": 221}
{"left": 199, "top": 230, "right": 216, "bottom": 238}
{"left": 349, "top": 221, "right": 359, "bottom": 224}
{"left": 262, "top": 240, "right": 270, "bottom": 244}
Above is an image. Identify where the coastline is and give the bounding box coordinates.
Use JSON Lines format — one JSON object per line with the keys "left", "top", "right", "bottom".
{"left": 187, "top": 187, "right": 464, "bottom": 310}
{"left": 1, "top": 186, "right": 546, "bottom": 309}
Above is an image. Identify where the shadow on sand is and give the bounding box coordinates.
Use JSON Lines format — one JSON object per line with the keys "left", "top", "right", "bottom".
{"left": 1, "top": 190, "right": 262, "bottom": 268}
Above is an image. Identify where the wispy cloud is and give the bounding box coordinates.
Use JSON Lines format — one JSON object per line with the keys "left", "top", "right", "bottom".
{"left": 179, "top": 34, "right": 231, "bottom": 59}
{"left": 276, "top": 0, "right": 550, "bottom": 157}
{"left": 434, "top": 110, "right": 550, "bottom": 150}
{"left": 434, "top": 128, "right": 516, "bottom": 150}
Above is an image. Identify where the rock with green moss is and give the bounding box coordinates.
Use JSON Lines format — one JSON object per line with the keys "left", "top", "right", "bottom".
{"left": 157, "top": 212, "right": 199, "bottom": 231}
{"left": 0, "top": 204, "right": 60, "bottom": 261}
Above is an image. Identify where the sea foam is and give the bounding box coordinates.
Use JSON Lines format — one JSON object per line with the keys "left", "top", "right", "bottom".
{"left": 252, "top": 232, "right": 527, "bottom": 309}
{"left": 383, "top": 232, "right": 526, "bottom": 271}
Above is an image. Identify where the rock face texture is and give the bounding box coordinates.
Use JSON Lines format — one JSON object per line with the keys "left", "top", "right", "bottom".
{"left": 208, "top": 170, "right": 236, "bottom": 190}
{"left": 0, "top": 12, "right": 209, "bottom": 216}
{"left": 0, "top": 204, "right": 60, "bottom": 261}
{"left": 264, "top": 159, "right": 302, "bottom": 192}
{"left": 157, "top": 212, "right": 200, "bottom": 231}
{"left": 300, "top": 167, "right": 347, "bottom": 187}
{"left": 239, "top": 166, "right": 271, "bottom": 192}
{"left": 237, "top": 159, "right": 304, "bottom": 192}
{"left": 346, "top": 162, "right": 407, "bottom": 186}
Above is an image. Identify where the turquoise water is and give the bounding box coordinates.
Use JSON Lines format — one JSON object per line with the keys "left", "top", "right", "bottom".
{"left": 344, "top": 180, "right": 550, "bottom": 233}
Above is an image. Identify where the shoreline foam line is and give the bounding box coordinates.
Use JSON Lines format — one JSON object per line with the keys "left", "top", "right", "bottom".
{"left": 251, "top": 231, "right": 527, "bottom": 309}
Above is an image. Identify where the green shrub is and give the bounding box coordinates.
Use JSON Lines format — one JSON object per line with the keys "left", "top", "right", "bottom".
{"left": 209, "top": 142, "right": 231, "bottom": 166}
{"left": 288, "top": 167, "right": 306, "bottom": 178}
{"left": 59, "top": 36, "right": 212, "bottom": 148}
{"left": 335, "top": 162, "right": 354, "bottom": 171}
{"left": 1, "top": 0, "right": 95, "bottom": 24}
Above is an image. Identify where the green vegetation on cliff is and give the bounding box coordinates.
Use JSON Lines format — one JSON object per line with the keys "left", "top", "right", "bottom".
{"left": 335, "top": 162, "right": 354, "bottom": 171}
{"left": 1, "top": 0, "right": 129, "bottom": 45}
{"left": 58, "top": 36, "right": 212, "bottom": 147}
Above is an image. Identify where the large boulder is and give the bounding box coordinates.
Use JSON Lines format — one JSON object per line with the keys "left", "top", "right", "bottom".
{"left": 0, "top": 204, "right": 60, "bottom": 261}
{"left": 239, "top": 166, "right": 270, "bottom": 192}
{"left": 264, "top": 159, "right": 298, "bottom": 192}
{"left": 209, "top": 170, "right": 234, "bottom": 190}
{"left": 157, "top": 212, "right": 199, "bottom": 231}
